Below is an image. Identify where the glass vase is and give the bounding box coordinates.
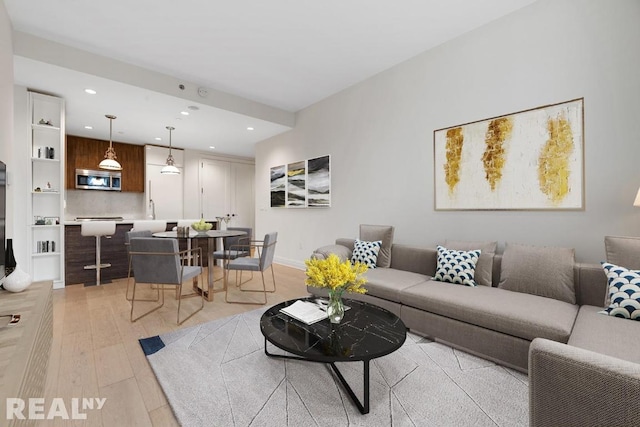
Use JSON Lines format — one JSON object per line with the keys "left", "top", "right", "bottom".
{"left": 327, "top": 289, "right": 345, "bottom": 324}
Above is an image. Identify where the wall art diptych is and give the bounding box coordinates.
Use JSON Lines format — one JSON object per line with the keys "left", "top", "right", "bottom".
{"left": 270, "top": 165, "right": 286, "bottom": 208}
{"left": 286, "top": 161, "right": 307, "bottom": 207}
{"left": 307, "top": 155, "right": 331, "bottom": 207}
{"left": 434, "top": 98, "right": 584, "bottom": 210}
{"left": 270, "top": 155, "right": 330, "bottom": 208}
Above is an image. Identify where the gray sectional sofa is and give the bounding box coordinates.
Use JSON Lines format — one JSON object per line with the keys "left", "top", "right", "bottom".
{"left": 309, "top": 235, "right": 640, "bottom": 426}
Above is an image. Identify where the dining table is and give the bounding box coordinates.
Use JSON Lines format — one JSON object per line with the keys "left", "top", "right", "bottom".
{"left": 152, "top": 229, "right": 247, "bottom": 301}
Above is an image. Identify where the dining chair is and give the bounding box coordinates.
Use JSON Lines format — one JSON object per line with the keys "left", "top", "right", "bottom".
{"left": 224, "top": 232, "right": 277, "bottom": 305}
{"left": 212, "top": 227, "right": 252, "bottom": 283}
{"left": 128, "top": 237, "right": 204, "bottom": 325}
{"left": 124, "top": 230, "right": 153, "bottom": 301}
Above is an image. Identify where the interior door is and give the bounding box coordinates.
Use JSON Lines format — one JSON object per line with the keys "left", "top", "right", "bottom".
{"left": 200, "top": 159, "right": 230, "bottom": 220}
{"left": 231, "top": 162, "right": 255, "bottom": 230}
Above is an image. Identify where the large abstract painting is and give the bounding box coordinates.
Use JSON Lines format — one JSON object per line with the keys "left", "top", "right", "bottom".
{"left": 270, "top": 165, "right": 286, "bottom": 207}
{"left": 286, "top": 161, "right": 306, "bottom": 207}
{"left": 307, "top": 155, "right": 331, "bottom": 207}
{"left": 434, "top": 98, "right": 584, "bottom": 210}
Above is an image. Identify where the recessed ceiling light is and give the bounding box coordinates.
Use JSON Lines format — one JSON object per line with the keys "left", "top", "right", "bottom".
{"left": 84, "top": 125, "right": 93, "bottom": 130}
{"left": 155, "top": 137, "right": 162, "bottom": 141}
{"left": 84, "top": 89, "right": 97, "bottom": 95}
{"left": 209, "top": 146, "right": 215, "bottom": 149}
{"left": 187, "top": 105, "right": 199, "bottom": 111}
{"left": 180, "top": 111, "right": 189, "bottom": 116}
{"left": 247, "top": 127, "right": 254, "bottom": 131}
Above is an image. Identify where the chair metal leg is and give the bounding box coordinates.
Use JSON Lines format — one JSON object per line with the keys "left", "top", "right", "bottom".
{"left": 225, "top": 266, "right": 276, "bottom": 305}
{"left": 130, "top": 281, "right": 164, "bottom": 323}
{"left": 176, "top": 276, "right": 205, "bottom": 325}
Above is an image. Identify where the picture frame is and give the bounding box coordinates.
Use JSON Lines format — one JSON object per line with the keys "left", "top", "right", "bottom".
{"left": 433, "top": 98, "right": 584, "bottom": 210}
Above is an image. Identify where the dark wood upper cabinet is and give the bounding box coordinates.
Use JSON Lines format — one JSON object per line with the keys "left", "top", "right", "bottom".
{"left": 66, "top": 135, "right": 145, "bottom": 192}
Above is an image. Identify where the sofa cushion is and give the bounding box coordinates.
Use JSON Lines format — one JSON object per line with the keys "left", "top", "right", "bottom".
{"left": 605, "top": 235, "right": 640, "bottom": 270}
{"left": 360, "top": 225, "right": 394, "bottom": 268}
{"left": 363, "top": 268, "right": 431, "bottom": 301}
{"left": 351, "top": 239, "right": 381, "bottom": 268}
{"left": 311, "top": 244, "right": 352, "bottom": 262}
{"left": 498, "top": 242, "right": 576, "bottom": 304}
{"left": 400, "top": 280, "right": 578, "bottom": 342}
{"left": 599, "top": 262, "right": 640, "bottom": 321}
{"left": 434, "top": 245, "right": 481, "bottom": 287}
{"left": 569, "top": 305, "right": 640, "bottom": 364}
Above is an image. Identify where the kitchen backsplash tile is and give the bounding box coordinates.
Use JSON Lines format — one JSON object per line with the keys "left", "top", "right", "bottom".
{"left": 65, "top": 190, "right": 145, "bottom": 220}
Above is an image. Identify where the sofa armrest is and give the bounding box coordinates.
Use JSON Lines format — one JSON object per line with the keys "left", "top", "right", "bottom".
{"left": 310, "top": 243, "right": 352, "bottom": 262}
{"left": 574, "top": 262, "right": 607, "bottom": 307}
{"left": 529, "top": 338, "right": 640, "bottom": 427}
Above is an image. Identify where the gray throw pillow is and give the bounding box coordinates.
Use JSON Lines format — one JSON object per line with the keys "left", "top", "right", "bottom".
{"left": 360, "top": 225, "right": 394, "bottom": 268}
{"left": 604, "top": 236, "right": 640, "bottom": 270}
{"left": 498, "top": 242, "right": 576, "bottom": 305}
{"left": 445, "top": 240, "right": 497, "bottom": 287}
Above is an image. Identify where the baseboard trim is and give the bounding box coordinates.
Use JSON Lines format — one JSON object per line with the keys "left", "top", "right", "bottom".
{"left": 274, "top": 256, "right": 305, "bottom": 270}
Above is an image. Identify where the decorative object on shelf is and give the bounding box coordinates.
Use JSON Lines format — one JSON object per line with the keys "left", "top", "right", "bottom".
{"left": 304, "top": 254, "right": 368, "bottom": 324}
{"left": 3, "top": 265, "right": 32, "bottom": 293}
{"left": 38, "top": 119, "right": 53, "bottom": 126}
{"left": 161, "top": 126, "right": 180, "bottom": 175}
{"left": 5, "top": 238, "right": 16, "bottom": 276}
{"left": 434, "top": 98, "right": 584, "bottom": 210}
{"left": 98, "top": 114, "right": 122, "bottom": 171}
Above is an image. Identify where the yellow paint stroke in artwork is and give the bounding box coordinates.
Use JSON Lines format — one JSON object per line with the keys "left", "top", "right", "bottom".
{"left": 444, "top": 127, "right": 463, "bottom": 195}
{"left": 538, "top": 113, "right": 574, "bottom": 204}
{"left": 287, "top": 168, "right": 305, "bottom": 177}
{"left": 482, "top": 117, "right": 513, "bottom": 191}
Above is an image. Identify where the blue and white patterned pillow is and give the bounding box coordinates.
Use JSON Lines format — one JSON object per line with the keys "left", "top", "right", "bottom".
{"left": 599, "top": 262, "right": 640, "bottom": 321}
{"left": 434, "top": 245, "right": 481, "bottom": 287}
{"left": 351, "top": 239, "right": 382, "bottom": 269}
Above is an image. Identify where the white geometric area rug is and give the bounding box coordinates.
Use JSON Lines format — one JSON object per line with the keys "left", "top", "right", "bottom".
{"left": 139, "top": 308, "right": 528, "bottom": 427}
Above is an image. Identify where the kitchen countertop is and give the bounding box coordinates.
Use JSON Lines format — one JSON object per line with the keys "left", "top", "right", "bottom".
{"left": 64, "top": 218, "right": 219, "bottom": 226}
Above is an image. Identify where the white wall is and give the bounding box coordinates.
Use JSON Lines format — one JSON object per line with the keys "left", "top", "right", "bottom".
{"left": 256, "top": 0, "right": 640, "bottom": 267}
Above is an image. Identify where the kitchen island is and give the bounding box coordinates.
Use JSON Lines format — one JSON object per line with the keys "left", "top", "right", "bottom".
{"left": 64, "top": 219, "right": 218, "bottom": 286}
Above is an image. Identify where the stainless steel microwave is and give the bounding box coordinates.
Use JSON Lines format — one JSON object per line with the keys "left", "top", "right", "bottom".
{"left": 75, "top": 169, "right": 122, "bottom": 191}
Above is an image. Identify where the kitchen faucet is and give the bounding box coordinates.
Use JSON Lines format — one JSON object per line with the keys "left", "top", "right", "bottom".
{"left": 148, "top": 198, "right": 156, "bottom": 220}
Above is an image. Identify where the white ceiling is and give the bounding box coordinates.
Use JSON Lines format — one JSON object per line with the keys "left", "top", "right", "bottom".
{"left": 5, "top": 0, "right": 537, "bottom": 157}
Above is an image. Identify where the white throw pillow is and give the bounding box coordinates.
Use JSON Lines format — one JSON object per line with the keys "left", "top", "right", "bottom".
{"left": 599, "top": 262, "right": 640, "bottom": 321}
{"left": 351, "top": 239, "right": 382, "bottom": 269}
{"left": 434, "top": 245, "right": 481, "bottom": 287}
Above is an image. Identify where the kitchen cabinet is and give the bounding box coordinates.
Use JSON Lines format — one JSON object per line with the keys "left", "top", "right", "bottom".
{"left": 66, "top": 135, "right": 145, "bottom": 192}
{"left": 200, "top": 159, "right": 254, "bottom": 230}
{"left": 28, "top": 92, "right": 65, "bottom": 288}
{"left": 145, "top": 145, "right": 184, "bottom": 219}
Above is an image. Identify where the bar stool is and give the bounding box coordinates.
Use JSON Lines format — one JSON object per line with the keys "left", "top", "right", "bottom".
{"left": 132, "top": 220, "right": 167, "bottom": 233}
{"left": 81, "top": 221, "right": 116, "bottom": 286}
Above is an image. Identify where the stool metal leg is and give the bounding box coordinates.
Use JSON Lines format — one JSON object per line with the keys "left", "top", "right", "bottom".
{"left": 83, "top": 235, "right": 112, "bottom": 286}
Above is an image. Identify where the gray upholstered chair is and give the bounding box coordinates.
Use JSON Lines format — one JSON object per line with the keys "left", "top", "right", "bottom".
{"left": 124, "top": 230, "right": 153, "bottom": 301}
{"left": 212, "top": 227, "right": 252, "bottom": 283}
{"left": 224, "top": 232, "right": 277, "bottom": 305}
{"left": 128, "top": 237, "right": 204, "bottom": 325}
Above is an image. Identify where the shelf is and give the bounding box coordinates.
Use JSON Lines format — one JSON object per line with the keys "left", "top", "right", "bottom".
{"left": 31, "top": 157, "right": 60, "bottom": 163}
{"left": 31, "top": 224, "right": 61, "bottom": 229}
{"left": 31, "top": 123, "right": 61, "bottom": 131}
{"left": 32, "top": 191, "right": 60, "bottom": 195}
{"left": 31, "top": 252, "right": 61, "bottom": 258}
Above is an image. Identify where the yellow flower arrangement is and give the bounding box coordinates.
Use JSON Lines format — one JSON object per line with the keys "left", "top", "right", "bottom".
{"left": 304, "top": 254, "right": 368, "bottom": 295}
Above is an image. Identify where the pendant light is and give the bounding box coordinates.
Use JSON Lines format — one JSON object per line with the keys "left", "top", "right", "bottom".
{"left": 161, "top": 126, "right": 180, "bottom": 175}
{"left": 98, "top": 114, "right": 123, "bottom": 170}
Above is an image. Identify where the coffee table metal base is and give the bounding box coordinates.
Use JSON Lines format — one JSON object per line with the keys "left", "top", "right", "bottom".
{"left": 264, "top": 339, "right": 370, "bottom": 414}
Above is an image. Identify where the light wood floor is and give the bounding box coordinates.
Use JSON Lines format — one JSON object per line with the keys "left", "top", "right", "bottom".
{"left": 42, "top": 264, "right": 308, "bottom": 426}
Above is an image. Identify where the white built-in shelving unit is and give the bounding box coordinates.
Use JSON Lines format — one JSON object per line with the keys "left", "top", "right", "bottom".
{"left": 27, "top": 92, "right": 65, "bottom": 288}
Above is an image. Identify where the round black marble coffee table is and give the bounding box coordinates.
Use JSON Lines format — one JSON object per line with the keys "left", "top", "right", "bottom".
{"left": 260, "top": 297, "right": 407, "bottom": 414}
